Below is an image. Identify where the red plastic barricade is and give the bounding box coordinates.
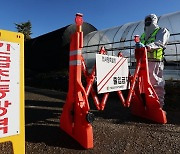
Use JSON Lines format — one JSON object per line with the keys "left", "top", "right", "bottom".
{"left": 60, "top": 14, "right": 167, "bottom": 149}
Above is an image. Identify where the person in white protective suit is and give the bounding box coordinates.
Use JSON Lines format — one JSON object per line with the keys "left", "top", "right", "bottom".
{"left": 140, "top": 14, "right": 170, "bottom": 108}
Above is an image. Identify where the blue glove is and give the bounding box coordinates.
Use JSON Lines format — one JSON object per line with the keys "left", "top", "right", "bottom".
{"left": 135, "top": 42, "right": 145, "bottom": 49}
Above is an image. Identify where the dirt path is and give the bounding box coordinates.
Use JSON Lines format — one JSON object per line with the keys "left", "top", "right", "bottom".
{"left": 1, "top": 86, "right": 180, "bottom": 153}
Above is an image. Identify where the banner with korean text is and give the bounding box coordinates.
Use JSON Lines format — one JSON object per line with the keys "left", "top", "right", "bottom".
{"left": 0, "top": 30, "right": 24, "bottom": 154}
{"left": 96, "top": 54, "right": 129, "bottom": 94}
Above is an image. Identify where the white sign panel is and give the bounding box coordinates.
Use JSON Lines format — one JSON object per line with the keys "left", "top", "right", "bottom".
{"left": 96, "top": 54, "right": 129, "bottom": 94}
{"left": 0, "top": 41, "right": 20, "bottom": 138}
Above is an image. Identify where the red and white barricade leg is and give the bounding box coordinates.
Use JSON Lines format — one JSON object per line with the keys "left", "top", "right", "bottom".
{"left": 60, "top": 13, "right": 93, "bottom": 149}
{"left": 126, "top": 36, "right": 167, "bottom": 124}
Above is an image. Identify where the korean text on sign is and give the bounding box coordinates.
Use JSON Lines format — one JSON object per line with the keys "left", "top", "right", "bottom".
{"left": 0, "top": 41, "right": 20, "bottom": 138}
{"left": 96, "top": 54, "right": 129, "bottom": 94}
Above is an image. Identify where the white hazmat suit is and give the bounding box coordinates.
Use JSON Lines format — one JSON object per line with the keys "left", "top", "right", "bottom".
{"left": 142, "top": 14, "right": 170, "bottom": 108}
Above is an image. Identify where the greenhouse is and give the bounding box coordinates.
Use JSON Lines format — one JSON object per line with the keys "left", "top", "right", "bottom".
{"left": 82, "top": 11, "right": 180, "bottom": 79}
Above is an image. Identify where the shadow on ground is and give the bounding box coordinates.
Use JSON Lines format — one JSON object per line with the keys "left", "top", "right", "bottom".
{"left": 25, "top": 99, "right": 84, "bottom": 150}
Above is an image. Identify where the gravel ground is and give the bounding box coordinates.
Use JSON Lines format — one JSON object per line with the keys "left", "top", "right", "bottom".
{"left": 0, "top": 85, "right": 180, "bottom": 154}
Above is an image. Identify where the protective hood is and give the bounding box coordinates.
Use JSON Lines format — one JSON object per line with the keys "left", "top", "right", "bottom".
{"left": 144, "top": 14, "right": 159, "bottom": 40}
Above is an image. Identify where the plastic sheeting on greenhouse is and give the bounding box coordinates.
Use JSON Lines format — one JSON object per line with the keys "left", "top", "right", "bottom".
{"left": 82, "top": 11, "right": 180, "bottom": 75}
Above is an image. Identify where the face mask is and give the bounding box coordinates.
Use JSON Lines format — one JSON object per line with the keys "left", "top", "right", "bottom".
{"left": 145, "top": 17, "right": 152, "bottom": 27}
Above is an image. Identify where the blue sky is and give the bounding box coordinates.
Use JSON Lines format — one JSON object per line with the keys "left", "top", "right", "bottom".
{"left": 1, "top": 0, "right": 180, "bottom": 38}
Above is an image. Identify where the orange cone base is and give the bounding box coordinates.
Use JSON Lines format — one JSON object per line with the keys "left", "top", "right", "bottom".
{"left": 60, "top": 108, "right": 93, "bottom": 149}
{"left": 130, "top": 99, "right": 167, "bottom": 124}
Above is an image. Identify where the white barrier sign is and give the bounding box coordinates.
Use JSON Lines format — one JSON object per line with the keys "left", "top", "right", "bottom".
{"left": 96, "top": 54, "right": 129, "bottom": 94}
{"left": 0, "top": 41, "right": 20, "bottom": 138}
